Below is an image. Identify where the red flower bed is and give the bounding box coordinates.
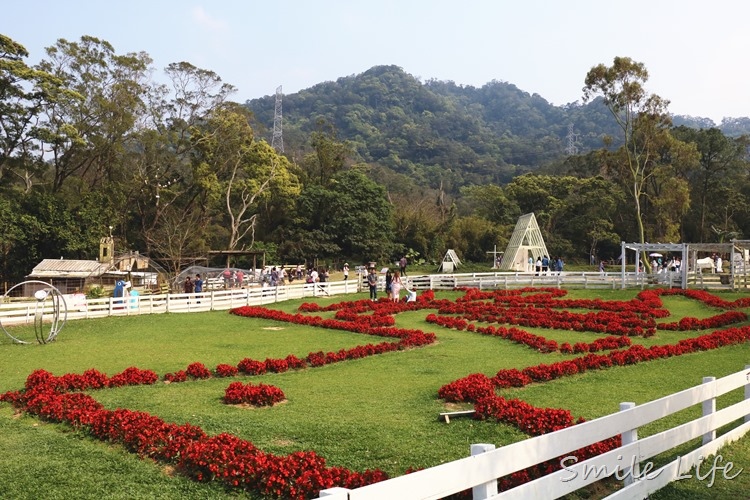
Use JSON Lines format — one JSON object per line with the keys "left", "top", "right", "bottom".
{"left": 451, "top": 325, "right": 750, "bottom": 390}
{"left": 215, "top": 364, "right": 239, "bottom": 377}
{"left": 164, "top": 370, "right": 188, "bottom": 383}
{"left": 428, "top": 312, "right": 633, "bottom": 354}
{"left": 186, "top": 362, "right": 212, "bottom": 379}
{"left": 224, "top": 381, "right": 286, "bottom": 406}
{"left": 657, "top": 310, "right": 748, "bottom": 330}
{"left": 107, "top": 367, "right": 159, "bottom": 387}
{"left": 2, "top": 370, "right": 387, "bottom": 499}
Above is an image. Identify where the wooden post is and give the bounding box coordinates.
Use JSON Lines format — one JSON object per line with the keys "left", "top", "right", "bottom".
{"left": 471, "top": 443, "right": 497, "bottom": 499}
{"left": 620, "top": 402, "right": 638, "bottom": 487}
{"left": 745, "top": 365, "right": 750, "bottom": 424}
{"left": 702, "top": 376, "right": 716, "bottom": 445}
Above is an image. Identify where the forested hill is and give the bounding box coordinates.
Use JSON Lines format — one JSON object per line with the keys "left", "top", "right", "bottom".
{"left": 245, "top": 65, "right": 750, "bottom": 190}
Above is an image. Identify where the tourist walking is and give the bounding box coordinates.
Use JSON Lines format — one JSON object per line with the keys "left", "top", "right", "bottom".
{"left": 399, "top": 256, "right": 408, "bottom": 276}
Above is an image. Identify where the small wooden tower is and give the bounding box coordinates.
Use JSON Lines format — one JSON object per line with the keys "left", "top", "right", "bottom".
{"left": 99, "top": 232, "right": 114, "bottom": 265}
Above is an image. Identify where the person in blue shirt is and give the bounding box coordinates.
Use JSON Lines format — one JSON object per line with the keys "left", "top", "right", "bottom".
{"left": 194, "top": 273, "right": 203, "bottom": 303}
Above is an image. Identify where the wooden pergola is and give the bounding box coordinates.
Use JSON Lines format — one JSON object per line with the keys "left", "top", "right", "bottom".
{"left": 620, "top": 241, "right": 745, "bottom": 289}
{"left": 620, "top": 242, "right": 688, "bottom": 289}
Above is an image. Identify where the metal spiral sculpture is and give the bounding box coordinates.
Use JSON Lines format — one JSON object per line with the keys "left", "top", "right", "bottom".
{"left": 1, "top": 281, "right": 68, "bottom": 344}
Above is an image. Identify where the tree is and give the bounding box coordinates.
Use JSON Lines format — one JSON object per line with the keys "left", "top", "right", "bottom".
{"left": 444, "top": 216, "right": 504, "bottom": 263}
{"left": 583, "top": 58, "right": 664, "bottom": 246}
{"left": 390, "top": 187, "right": 446, "bottom": 264}
{"left": 190, "top": 104, "right": 300, "bottom": 254}
{"left": 302, "top": 120, "right": 353, "bottom": 186}
{"left": 503, "top": 174, "right": 624, "bottom": 260}
{"left": 131, "top": 62, "right": 237, "bottom": 257}
{"left": 458, "top": 184, "right": 519, "bottom": 225}
{"left": 285, "top": 169, "right": 394, "bottom": 264}
{"left": 583, "top": 57, "right": 697, "bottom": 267}
{"left": 0, "top": 34, "right": 73, "bottom": 192}
{"left": 145, "top": 206, "right": 205, "bottom": 276}
{"left": 671, "top": 126, "right": 750, "bottom": 241}
{"left": 35, "top": 36, "right": 153, "bottom": 192}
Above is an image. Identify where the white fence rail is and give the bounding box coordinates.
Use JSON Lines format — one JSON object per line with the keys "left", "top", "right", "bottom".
{"left": 0, "top": 280, "right": 360, "bottom": 326}
{"left": 405, "top": 271, "right": 665, "bottom": 291}
{"left": 320, "top": 367, "right": 750, "bottom": 499}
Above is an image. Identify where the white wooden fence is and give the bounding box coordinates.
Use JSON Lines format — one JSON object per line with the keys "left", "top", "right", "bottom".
{"left": 320, "top": 367, "right": 750, "bottom": 499}
{"left": 406, "top": 272, "right": 629, "bottom": 291}
{"left": 404, "top": 271, "right": 680, "bottom": 291}
{"left": 0, "top": 280, "right": 360, "bottom": 326}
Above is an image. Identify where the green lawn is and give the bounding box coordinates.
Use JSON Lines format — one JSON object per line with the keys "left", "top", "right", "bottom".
{"left": 1, "top": 288, "right": 749, "bottom": 499}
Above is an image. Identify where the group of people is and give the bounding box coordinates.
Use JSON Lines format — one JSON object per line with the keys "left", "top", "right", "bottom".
{"left": 650, "top": 256, "right": 683, "bottom": 274}
{"left": 367, "top": 266, "right": 416, "bottom": 302}
{"left": 183, "top": 273, "right": 203, "bottom": 295}
{"left": 221, "top": 268, "right": 245, "bottom": 288}
{"left": 530, "top": 255, "right": 564, "bottom": 275}
{"left": 180, "top": 259, "right": 404, "bottom": 297}
{"left": 304, "top": 267, "right": 331, "bottom": 284}
{"left": 261, "top": 266, "right": 287, "bottom": 286}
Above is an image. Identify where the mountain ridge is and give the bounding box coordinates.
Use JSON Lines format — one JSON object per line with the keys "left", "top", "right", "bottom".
{"left": 245, "top": 65, "right": 750, "bottom": 191}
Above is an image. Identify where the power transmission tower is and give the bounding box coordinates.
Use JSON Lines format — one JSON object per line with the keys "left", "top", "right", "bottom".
{"left": 271, "top": 85, "right": 284, "bottom": 152}
{"left": 565, "top": 123, "right": 579, "bottom": 155}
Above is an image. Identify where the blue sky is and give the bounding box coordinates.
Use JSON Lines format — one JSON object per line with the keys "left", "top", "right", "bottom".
{"left": 5, "top": 0, "right": 749, "bottom": 123}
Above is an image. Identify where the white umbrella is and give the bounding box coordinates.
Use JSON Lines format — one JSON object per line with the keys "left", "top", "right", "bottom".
{"left": 649, "top": 252, "right": 663, "bottom": 257}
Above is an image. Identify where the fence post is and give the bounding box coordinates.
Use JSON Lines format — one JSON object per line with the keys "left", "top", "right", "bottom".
{"left": 702, "top": 376, "right": 716, "bottom": 445}
{"left": 620, "top": 402, "right": 638, "bottom": 487}
{"left": 471, "top": 443, "right": 497, "bottom": 499}
{"left": 745, "top": 364, "right": 750, "bottom": 424}
{"left": 319, "top": 486, "right": 350, "bottom": 499}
